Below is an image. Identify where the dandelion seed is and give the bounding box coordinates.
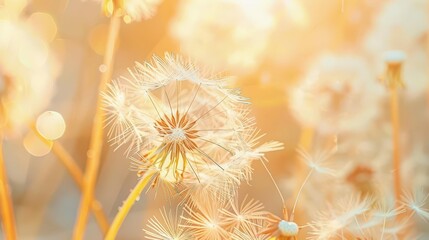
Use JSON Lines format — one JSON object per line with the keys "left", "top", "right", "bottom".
{"left": 181, "top": 203, "right": 228, "bottom": 240}
{"left": 231, "top": 220, "right": 270, "bottom": 240}
{"left": 297, "top": 147, "right": 337, "bottom": 176}
{"left": 309, "top": 195, "right": 373, "bottom": 239}
{"left": 180, "top": 129, "right": 283, "bottom": 206}
{"left": 221, "top": 195, "right": 266, "bottom": 231}
{"left": 402, "top": 189, "right": 429, "bottom": 221}
{"left": 144, "top": 207, "right": 191, "bottom": 240}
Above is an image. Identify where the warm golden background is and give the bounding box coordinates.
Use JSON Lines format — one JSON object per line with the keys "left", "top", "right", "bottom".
{"left": 1, "top": 0, "right": 429, "bottom": 239}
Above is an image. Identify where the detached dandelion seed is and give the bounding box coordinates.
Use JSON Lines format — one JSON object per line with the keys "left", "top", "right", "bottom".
{"left": 144, "top": 207, "right": 191, "bottom": 240}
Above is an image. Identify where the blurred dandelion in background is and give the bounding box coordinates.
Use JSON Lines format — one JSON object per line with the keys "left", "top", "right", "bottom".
{"left": 289, "top": 54, "right": 385, "bottom": 135}
{"left": 171, "top": 0, "right": 276, "bottom": 73}
{"left": 0, "top": 19, "right": 59, "bottom": 136}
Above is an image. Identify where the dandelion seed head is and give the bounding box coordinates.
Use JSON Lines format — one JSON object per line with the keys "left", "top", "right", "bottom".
{"left": 290, "top": 54, "right": 384, "bottom": 134}
{"left": 231, "top": 219, "right": 269, "bottom": 240}
{"left": 365, "top": 0, "right": 429, "bottom": 98}
{"left": 309, "top": 195, "right": 373, "bottom": 239}
{"left": 181, "top": 203, "right": 228, "bottom": 240}
{"left": 220, "top": 196, "right": 266, "bottom": 231}
{"left": 144, "top": 208, "right": 191, "bottom": 240}
{"left": 104, "top": 53, "right": 279, "bottom": 194}
{"left": 365, "top": 0, "right": 428, "bottom": 54}
{"left": 170, "top": 0, "right": 275, "bottom": 73}
{"left": 0, "top": 19, "right": 58, "bottom": 135}
{"left": 402, "top": 189, "right": 429, "bottom": 221}
{"left": 297, "top": 147, "right": 337, "bottom": 176}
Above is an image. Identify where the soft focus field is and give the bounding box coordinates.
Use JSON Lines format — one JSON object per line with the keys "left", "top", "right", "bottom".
{"left": 1, "top": 0, "right": 429, "bottom": 239}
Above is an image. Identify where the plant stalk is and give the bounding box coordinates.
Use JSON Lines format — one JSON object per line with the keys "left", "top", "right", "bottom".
{"left": 73, "top": 9, "right": 121, "bottom": 240}
{"left": 390, "top": 87, "right": 401, "bottom": 205}
{"left": 105, "top": 170, "right": 156, "bottom": 240}
{"left": 31, "top": 125, "right": 110, "bottom": 234}
{"left": 0, "top": 134, "right": 17, "bottom": 240}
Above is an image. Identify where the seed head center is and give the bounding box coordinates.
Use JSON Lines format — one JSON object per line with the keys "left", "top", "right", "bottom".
{"left": 165, "top": 128, "right": 186, "bottom": 143}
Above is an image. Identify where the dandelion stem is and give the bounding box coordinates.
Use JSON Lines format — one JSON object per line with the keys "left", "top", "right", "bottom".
{"left": 291, "top": 127, "right": 313, "bottom": 221}
{"left": 105, "top": 169, "right": 156, "bottom": 240}
{"left": 52, "top": 143, "right": 110, "bottom": 234}
{"left": 296, "top": 127, "right": 313, "bottom": 183}
{"left": 73, "top": 9, "right": 121, "bottom": 240}
{"left": 260, "top": 160, "right": 286, "bottom": 209}
{"left": 389, "top": 87, "right": 402, "bottom": 206}
{"left": 380, "top": 216, "right": 387, "bottom": 240}
{"left": 0, "top": 134, "right": 17, "bottom": 240}
{"left": 30, "top": 126, "right": 110, "bottom": 234}
{"left": 290, "top": 169, "right": 313, "bottom": 222}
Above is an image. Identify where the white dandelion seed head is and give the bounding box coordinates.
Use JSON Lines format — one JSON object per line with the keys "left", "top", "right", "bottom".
{"left": 290, "top": 54, "right": 384, "bottom": 134}
{"left": 181, "top": 203, "right": 228, "bottom": 240}
{"left": 220, "top": 195, "right": 266, "bottom": 231}
{"left": 364, "top": 0, "right": 429, "bottom": 98}
{"left": 0, "top": 19, "right": 59, "bottom": 135}
{"left": 402, "top": 188, "right": 429, "bottom": 222}
{"left": 309, "top": 195, "right": 374, "bottom": 239}
{"left": 144, "top": 207, "right": 191, "bottom": 240}
{"left": 170, "top": 0, "right": 276, "bottom": 73}
{"left": 364, "top": 0, "right": 428, "bottom": 55}
{"left": 384, "top": 50, "right": 406, "bottom": 64}
{"left": 231, "top": 219, "right": 269, "bottom": 240}
{"left": 104, "top": 53, "right": 279, "bottom": 193}
{"left": 400, "top": 45, "right": 429, "bottom": 99}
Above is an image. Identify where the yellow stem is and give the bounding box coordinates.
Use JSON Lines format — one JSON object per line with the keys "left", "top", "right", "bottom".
{"left": 390, "top": 87, "right": 401, "bottom": 206}
{"left": 105, "top": 170, "right": 156, "bottom": 240}
{"left": 294, "top": 126, "right": 313, "bottom": 194}
{"left": 30, "top": 126, "right": 110, "bottom": 234}
{"left": 291, "top": 126, "right": 313, "bottom": 233}
{"left": 290, "top": 169, "right": 313, "bottom": 222}
{"left": 73, "top": 10, "right": 121, "bottom": 240}
{"left": 52, "top": 141, "right": 112, "bottom": 235}
{"left": 52, "top": 143, "right": 110, "bottom": 234}
{"left": 0, "top": 134, "right": 17, "bottom": 240}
